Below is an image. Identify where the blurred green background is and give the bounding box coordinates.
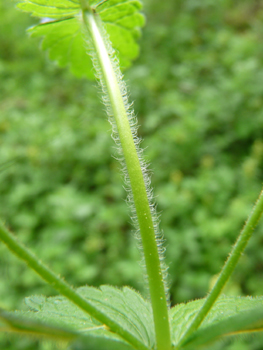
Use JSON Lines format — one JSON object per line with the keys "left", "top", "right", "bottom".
{"left": 1, "top": 0, "right": 263, "bottom": 349}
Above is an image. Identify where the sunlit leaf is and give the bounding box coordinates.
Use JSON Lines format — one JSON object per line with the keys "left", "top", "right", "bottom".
{"left": 17, "top": 0, "right": 145, "bottom": 78}
{"left": 29, "top": 18, "right": 94, "bottom": 78}
{"left": 17, "top": 0, "right": 80, "bottom": 19}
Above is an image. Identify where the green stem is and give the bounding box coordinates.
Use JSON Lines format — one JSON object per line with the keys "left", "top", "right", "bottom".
{"left": 0, "top": 221, "right": 149, "bottom": 350}
{"left": 178, "top": 188, "right": 263, "bottom": 348}
{"left": 81, "top": 10, "right": 171, "bottom": 350}
{"left": 79, "top": 0, "right": 90, "bottom": 11}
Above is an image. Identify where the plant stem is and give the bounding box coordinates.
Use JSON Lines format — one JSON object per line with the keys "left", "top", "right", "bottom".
{"left": 178, "top": 188, "right": 263, "bottom": 348}
{"left": 79, "top": 0, "right": 90, "bottom": 11}
{"left": 0, "top": 221, "right": 149, "bottom": 350}
{"left": 81, "top": 10, "right": 171, "bottom": 350}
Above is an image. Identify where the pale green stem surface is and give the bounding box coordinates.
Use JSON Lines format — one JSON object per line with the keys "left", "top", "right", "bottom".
{"left": 0, "top": 221, "right": 149, "bottom": 350}
{"left": 178, "top": 188, "right": 263, "bottom": 348}
{"left": 82, "top": 10, "right": 171, "bottom": 350}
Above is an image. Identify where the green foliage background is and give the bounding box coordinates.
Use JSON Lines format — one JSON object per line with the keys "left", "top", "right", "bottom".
{"left": 1, "top": 0, "right": 263, "bottom": 349}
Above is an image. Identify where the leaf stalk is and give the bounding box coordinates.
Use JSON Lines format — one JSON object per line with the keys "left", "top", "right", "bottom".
{"left": 178, "top": 187, "right": 263, "bottom": 347}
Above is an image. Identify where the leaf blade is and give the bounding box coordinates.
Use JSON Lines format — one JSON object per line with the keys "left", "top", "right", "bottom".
{"left": 180, "top": 307, "right": 263, "bottom": 350}
{"left": 17, "top": 0, "right": 80, "bottom": 19}
{"left": 22, "top": 285, "right": 154, "bottom": 349}
{"left": 0, "top": 222, "right": 150, "bottom": 350}
{"left": 0, "top": 308, "right": 135, "bottom": 350}
{"left": 29, "top": 18, "right": 94, "bottom": 78}
{"left": 0, "top": 308, "right": 78, "bottom": 341}
{"left": 169, "top": 296, "right": 263, "bottom": 346}
{"left": 17, "top": 0, "right": 145, "bottom": 78}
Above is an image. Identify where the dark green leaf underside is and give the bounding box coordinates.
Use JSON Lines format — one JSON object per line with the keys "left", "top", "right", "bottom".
{"left": 0, "top": 308, "right": 77, "bottom": 341}
{"left": 170, "top": 295, "right": 263, "bottom": 345}
{"left": 181, "top": 307, "right": 263, "bottom": 349}
{"left": 19, "top": 285, "right": 154, "bottom": 348}
{"left": 70, "top": 336, "right": 135, "bottom": 350}
{"left": 0, "top": 308, "right": 134, "bottom": 350}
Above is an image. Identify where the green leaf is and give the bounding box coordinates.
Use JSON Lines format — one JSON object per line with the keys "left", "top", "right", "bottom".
{"left": 17, "top": 0, "right": 80, "bottom": 19}
{"left": 29, "top": 18, "right": 94, "bottom": 78}
{"left": 19, "top": 285, "right": 155, "bottom": 349}
{"left": 69, "top": 335, "right": 136, "bottom": 350}
{"left": 0, "top": 308, "right": 134, "bottom": 350}
{"left": 0, "top": 221, "right": 150, "bottom": 350}
{"left": 180, "top": 307, "right": 263, "bottom": 350}
{"left": 0, "top": 308, "right": 78, "bottom": 341}
{"left": 17, "top": 0, "right": 145, "bottom": 78}
{"left": 169, "top": 296, "right": 263, "bottom": 346}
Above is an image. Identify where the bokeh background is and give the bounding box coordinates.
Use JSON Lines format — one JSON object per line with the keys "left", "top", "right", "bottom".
{"left": 1, "top": 0, "right": 263, "bottom": 349}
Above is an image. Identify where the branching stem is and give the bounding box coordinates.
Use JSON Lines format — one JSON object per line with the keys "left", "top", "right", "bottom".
{"left": 178, "top": 187, "right": 263, "bottom": 347}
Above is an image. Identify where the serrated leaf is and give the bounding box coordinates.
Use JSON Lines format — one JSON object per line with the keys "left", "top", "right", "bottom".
{"left": 180, "top": 307, "right": 263, "bottom": 350}
{"left": 0, "top": 308, "right": 78, "bottom": 341}
{"left": 17, "top": 0, "right": 145, "bottom": 78}
{"left": 17, "top": 0, "right": 80, "bottom": 19}
{"left": 95, "top": 0, "right": 145, "bottom": 65}
{"left": 69, "top": 334, "right": 135, "bottom": 350}
{"left": 29, "top": 18, "right": 94, "bottom": 79}
{"left": 169, "top": 295, "right": 263, "bottom": 346}
{"left": 105, "top": 23, "right": 139, "bottom": 65}
{"left": 19, "top": 285, "right": 154, "bottom": 349}
{"left": 0, "top": 308, "right": 134, "bottom": 349}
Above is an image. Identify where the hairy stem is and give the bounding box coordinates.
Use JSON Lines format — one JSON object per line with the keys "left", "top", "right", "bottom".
{"left": 81, "top": 10, "right": 171, "bottom": 350}
{"left": 178, "top": 188, "right": 263, "bottom": 347}
{"left": 0, "top": 221, "right": 149, "bottom": 350}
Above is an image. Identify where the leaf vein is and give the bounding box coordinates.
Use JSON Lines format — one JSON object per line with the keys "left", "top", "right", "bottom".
{"left": 23, "top": 0, "right": 79, "bottom": 11}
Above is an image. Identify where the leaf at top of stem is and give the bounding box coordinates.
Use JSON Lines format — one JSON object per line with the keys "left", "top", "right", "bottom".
{"left": 17, "top": 0, "right": 145, "bottom": 78}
